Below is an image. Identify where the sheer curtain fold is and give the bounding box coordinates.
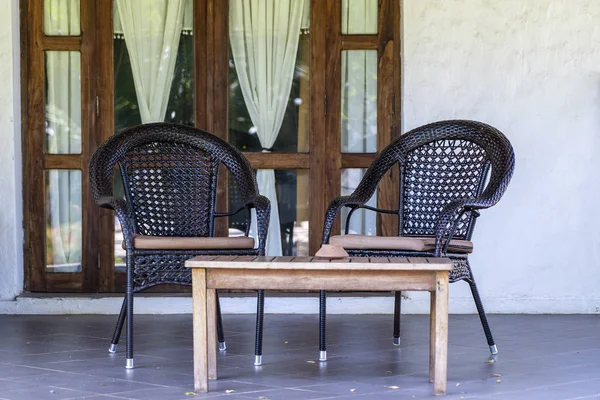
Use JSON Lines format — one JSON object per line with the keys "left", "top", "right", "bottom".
{"left": 341, "top": 1, "right": 378, "bottom": 236}
{"left": 230, "top": 0, "right": 307, "bottom": 256}
{"left": 115, "top": 0, "right": 185, "bottom": 123}
{"left": 44, "top": 0, "right": 82, "bottom": 266}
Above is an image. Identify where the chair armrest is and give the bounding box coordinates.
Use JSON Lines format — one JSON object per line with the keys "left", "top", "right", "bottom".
{"left": 96, "top": 196, "right": 136, "bottom": 248}
{"left": 433, "top": 198, "right": 488, "bottom": 255}
{"left": 321, "top": 195, "right": 363, "bottom": 245}
{"left": 245, "top": 194, "right": 271, "bottom": 255}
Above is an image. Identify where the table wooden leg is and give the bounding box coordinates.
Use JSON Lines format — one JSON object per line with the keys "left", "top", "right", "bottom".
{"left": 192, "top": 269, "right": 209, "bottom": 392}
{"left": 429, "top": 288, "right": 436, "bottom": 383}
{"left": 433, "top": 271, "right": 449, "bottom": 396}
{"left": 207, "top": 288, "right": 218, "bottom": 380}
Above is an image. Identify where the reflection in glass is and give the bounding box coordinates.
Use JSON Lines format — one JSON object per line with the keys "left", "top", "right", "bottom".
{"left": 45, "top": 51, "right": 82, "bottom": 154}
{"left": 228, "top": 170, "right": 309, "bottom": 256}
{"left": 341, "top": 50, "right": 377, "bottom": 153}
{"left": 341, "top": 169, "right": 376, "bottom": 236}
{"left": 46, "top": 170, "right": 82, "bottom": 272}
{"left": 44, "top": 0, "right": 81, "bottom": 36}
{"left": 341, "top": 0, "right": 378, "bottom": 35}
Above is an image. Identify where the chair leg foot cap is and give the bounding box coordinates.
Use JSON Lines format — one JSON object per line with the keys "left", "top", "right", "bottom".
{"left": 125, "top": 358, "right": 134, "bottom": 369}
{"left": 219, "top": 342, "right": 227, "bottom": 351}
{"left": 393, "top": 337, "right": 401, "bottom": 346}
{"left": 490, "top": 345, "right": 498, "bottom": 355}
{"left": 319, "top": 351, "right": 327, "bottom": 361}
{"left": 108, "top": 344, "right": 118, "bottom": 353}
{"left": 254, "top": 355, "right": 262, "bottom": 366}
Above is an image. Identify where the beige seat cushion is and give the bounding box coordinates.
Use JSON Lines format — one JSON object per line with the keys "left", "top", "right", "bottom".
{"left": 329, "top": 234, "right": 473, "bottom": 254}
{"left": 123, "top": 234, "right": 255, "bottom": 250}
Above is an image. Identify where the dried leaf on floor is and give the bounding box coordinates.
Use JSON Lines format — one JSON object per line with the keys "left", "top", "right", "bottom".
{"left": 496, "top": 379, "right": 502, "bottom": 383}
{"left": 184, "top": 392, "right": 197, "bottom": 396}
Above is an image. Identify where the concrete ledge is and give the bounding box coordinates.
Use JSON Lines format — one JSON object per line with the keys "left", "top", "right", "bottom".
{"left": 0, "top": 294, "right": 599, "bottom": 314}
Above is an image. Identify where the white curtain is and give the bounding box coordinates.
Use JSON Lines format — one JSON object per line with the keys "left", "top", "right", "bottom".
{"left": 115, "top": 0, "right": 186, "bottom": 123}
{"left": 230, "top": 0, "right": 307, "bottom": 256}
{"left": 340, "top": 0, "right": 378, "bottom": 236}
{"left": 44, "top": 0, "right": 82, "bottom": 267}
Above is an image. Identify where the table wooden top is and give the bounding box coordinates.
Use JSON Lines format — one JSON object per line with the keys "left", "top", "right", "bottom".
{"left": 185, "top": 255, "right": 453, "bottom": 271}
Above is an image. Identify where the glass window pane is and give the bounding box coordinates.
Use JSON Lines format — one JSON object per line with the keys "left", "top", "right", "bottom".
{"left": 113, "top": 2, "right": 194, "bottom": 266}
{"left": 341, "top": 169, "right": 376, "bottom": 236}
{"left": 228, "top": 10, "right": 311, "bottom": 153}
{"left": 341, "top": 0, "right": 378, "bottom": 34}
{"left": 229, "top": 170, "right": 309, "bottom": 256}
{"left": 45, "top": 51, "right": 81, "bottom": 154}
{"left": 44, "top": 0, "right": 81, "bottom": 36}
{"left": 113, "top": 0, "right": 194, "bottom": 130}
{"left": 341, "top": 50, "right": 377, "bottom": 153}
{"left": 46, "top": 170, "right": 82, "bottom": 272}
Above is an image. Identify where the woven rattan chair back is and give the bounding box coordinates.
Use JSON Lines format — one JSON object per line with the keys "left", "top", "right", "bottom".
{"left": 350, "top": 120, "right": 514, "bottom": 240}
{"left": 90, "top": 123, "right": 259, "bottom": 238}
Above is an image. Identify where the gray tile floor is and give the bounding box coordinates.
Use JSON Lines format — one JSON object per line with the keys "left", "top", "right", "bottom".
{"left": 0, "top": 314, "right": 599, "bottom": 400}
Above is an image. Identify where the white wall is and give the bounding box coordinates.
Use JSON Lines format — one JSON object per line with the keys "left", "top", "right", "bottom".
{"left": 0, "top": 0, "right": 22, "bottom": 301}
{"left": 402, "top": 0, "right": 600, "bottom": 313}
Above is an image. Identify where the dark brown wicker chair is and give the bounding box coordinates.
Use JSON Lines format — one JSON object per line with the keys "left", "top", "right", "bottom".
{"left": 320, "top": 120, "right": 515, "bottom": 360}
{"left": 90, "top": 122, "right": 270, "bottom": 369}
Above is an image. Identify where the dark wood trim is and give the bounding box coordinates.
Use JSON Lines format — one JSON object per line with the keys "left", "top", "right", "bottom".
{"left": 46, "top": 273, "right": 83, "bottom": 291}
{"left": 243, "top": 153, "right": 310, "bottom": 170}
{"left": 209, "top": 0, "right": 229, "bottom": 236}
{"left": 43, "top": 155, "right": 83, "bottom": 169}
{"left": 376, "top": 0, "right": 401, "bottom": 237}
{"left": 95, "top": 0, "right": 115, "bottom": 292}
{"left": 20, "top": 0, "right": 31, "bottom": 291}
{"left": 25, "top": 0, "right": 48, "bottom": 291}
{"left": 80, "top": 0, "right": 98, "bottom": 291}
{"left": 42, "top": 36, "right": 81, "bottom": 51}
{"left": 341, "top": 153, "right": 377, "bottom": 169}
{"left": 194, "top": 0, "right": 208, "bottom": 130}
{"left": 341, "top": 35, "right": 378, "bottom": 50}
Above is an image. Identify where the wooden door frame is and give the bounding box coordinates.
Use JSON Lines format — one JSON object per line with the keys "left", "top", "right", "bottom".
{"left": 21, "top": 0, "right": 100, "bottom": 292}
{"left": 21, "top": 0, "right": 401, "bottom": 292}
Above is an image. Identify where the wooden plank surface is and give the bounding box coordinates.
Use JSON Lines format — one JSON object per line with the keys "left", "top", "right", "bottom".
{"left": 205, "top": 269, "right": 437, "bottom": 292}
{"left": 186, "top": 256, "right": 452, "bottom": 271}
{"left": 191, "top": 269, "right": 208, "bottom": 392}
{"left": 433, "top": 271, "right": 449, "bottom": 395}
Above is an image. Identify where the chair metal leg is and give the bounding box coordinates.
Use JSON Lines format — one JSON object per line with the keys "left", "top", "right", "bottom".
{"left": 109, "top": 296, "right": 127, "bottom": 353}
{"left": 216, "top": 291, "right": 226, "bottom": 351}
{"left": 393, "top": 291, "right": 401, "bottom": 345}
{"left": 467, "top": 270, "right": 497, "bottom": 355}
{"left": 319, "top": 290, "right": 327, "bottom": 361}
{"left": 254, "top": 290, "right": 265, "bottom": 365}
{"left": 125, "top": 253, "right": 134, "bottom": 369}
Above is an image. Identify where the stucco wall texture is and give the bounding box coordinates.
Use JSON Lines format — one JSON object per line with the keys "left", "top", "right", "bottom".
{"left": 2, "top": 0, "right": 600, "bottom": 312}
{"left": 402, "top": 0, "right": 600, "bottom": 313}
{"left": 0, "top": 0, "right": 22, "bottom": 301}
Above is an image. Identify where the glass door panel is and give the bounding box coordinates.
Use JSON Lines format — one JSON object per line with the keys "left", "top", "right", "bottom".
{"left": 44, "top": 0, "right": 81, "bottom": 36}
{"left": 112, "top": 0, "right": 194, "bottom": 269}
{"left": 228, "top": 1, "right": 311, "bottom": 256}
{"left": 341, "top": 0, "right": 378, "bottom": 34}
{"left": 340, "top": 168, "right": 376, "bottom": 235}
{"left": 45, "top": 51, "right": 82, "bottom": 154}
{"left": 45, "top": 170, "right": 82, "bottom": 272}
{"left": 341, "top": 50, "right": 378, "bottom": 153}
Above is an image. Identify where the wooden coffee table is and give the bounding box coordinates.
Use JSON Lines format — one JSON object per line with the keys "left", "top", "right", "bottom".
{"left": 185, "top": 255, "right": 452, "bottom": 395}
